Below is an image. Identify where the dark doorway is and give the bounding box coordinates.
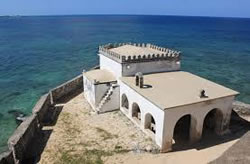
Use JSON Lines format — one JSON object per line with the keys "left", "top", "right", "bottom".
{"left": 173, "top": 115, "right": 191, "bottom": 145}
{"left": 121, "top": 94, "right": 129, "bottom": 110}
{"left": 132, "top": 103, "right": 141, "bottom": 121}
{"left": 202, "top": 108, "right": 223, "bottom": 138}
{"left": 145, "top": 113, "right": 156, "bottom": 134}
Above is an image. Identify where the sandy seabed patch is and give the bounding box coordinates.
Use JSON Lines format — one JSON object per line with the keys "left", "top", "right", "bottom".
{"left": 39, "top": 93, "right": 240, "bottom": 164}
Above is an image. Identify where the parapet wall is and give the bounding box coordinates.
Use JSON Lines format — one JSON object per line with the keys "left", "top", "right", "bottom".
{"left": 32, "top": 93, "right": 51, "bottom": 126}
{"left": 0, "top": 151, "right": 13, "bottom": 164}
{"left": 50, "top": 74, "right": 83, "bottom": 103}
{"left": 99, "top": 43, "right": 181, "bottom": 64}
{"left": 8, "top": 114, "right": 40, "bottom": 163}
{"left": 0, "top": 74, "right": 83, "bottom": 164}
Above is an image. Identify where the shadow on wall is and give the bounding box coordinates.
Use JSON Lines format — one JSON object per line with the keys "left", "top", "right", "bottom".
{"left": 172, "top": 110, "right": 250, "bottom": 152}
{"left": 15, "top": 105, "right": 63, "bottom": 164}
{"left": 0, "top": 74, "right": 84, "bottom": 164}
{"left": 26, "top": 89, "right": 84, "bottom": 163}
{"left": 56, "top": 88, "right": 83, "bottom": 105}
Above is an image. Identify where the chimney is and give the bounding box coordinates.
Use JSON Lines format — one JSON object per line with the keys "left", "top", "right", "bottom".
{"left": 139, "top": 75, "right": 144, "bottom": 88}
{"left": 135, "top": 72, "right": 143, "bottom": 88}
{"left": 135, "top": 75, "right": 139, "bottom": 86}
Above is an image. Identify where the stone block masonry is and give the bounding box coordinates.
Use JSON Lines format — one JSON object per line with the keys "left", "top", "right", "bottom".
{"left": 8, "top": 114, "right": 40, "bottom": 163}
{"left": 50, "top": 74, "right": 83, "bottom": 104}
{"left": 0, "top": 74, "right": 83, "bottom": 164}
{"left": 32, "top": 93, "right": 51, "bottom": 126}
{"left": 0, "top": 151, "right": 14, "bottom": 164}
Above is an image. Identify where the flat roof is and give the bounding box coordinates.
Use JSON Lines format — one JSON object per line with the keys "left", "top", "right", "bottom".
{"left": 109, "top": 45, "right": 164, "bottom": 57}
{"left": 83, "top": 69, "right": 116, "bottom": 84}
{"left": 121, "top": 71, "right": 239, "bottom": 110}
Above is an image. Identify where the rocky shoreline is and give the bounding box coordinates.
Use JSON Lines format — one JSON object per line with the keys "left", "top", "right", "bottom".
{"left": 233, "top": 101, "right": 250, "bottom": 116}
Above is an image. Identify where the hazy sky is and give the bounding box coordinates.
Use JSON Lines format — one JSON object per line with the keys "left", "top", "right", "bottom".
{"left": 1, "top": 0, "right": 250, "bottom": 18}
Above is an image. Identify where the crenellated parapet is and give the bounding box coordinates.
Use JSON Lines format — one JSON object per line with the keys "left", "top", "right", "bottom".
{"left": 99, "top": 43, "right": 181, "bottom": 64}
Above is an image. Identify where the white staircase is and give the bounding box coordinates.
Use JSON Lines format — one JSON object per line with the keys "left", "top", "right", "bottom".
{"left": 96, "top": 84, "right": 117, "bottom": 113}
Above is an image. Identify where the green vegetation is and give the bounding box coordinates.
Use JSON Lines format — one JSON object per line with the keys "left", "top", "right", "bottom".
{"left": 56, "top": 147, "right": 129, "bottom": 164}
{"left": 145, "top": 137, "right": 153, "bottom": 142}
{"left": 95, "top": 127, "right": 118, "bottom": 140}
{"left": 56, "top": 149, "right": 107, "bottom": 164}
{"left": 114, "top": 144, "right": 130, "bottom": 154}
{"left": 60, "top": 112, "right": 81, "bottom": 136}
{"left": 129, "top": 134, "right": 136, "bottom": 139}
{"left": 54, "top": 125, "right": 129, "bottom": 164}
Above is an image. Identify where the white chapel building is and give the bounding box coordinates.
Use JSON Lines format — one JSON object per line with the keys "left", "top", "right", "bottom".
{"left": 83, "top": 43, "right": 239, "bottom": 152}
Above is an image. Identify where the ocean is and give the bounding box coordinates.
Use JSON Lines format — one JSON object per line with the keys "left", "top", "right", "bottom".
{"left": 0, "top": 15, "right": 250, "bottom": 153}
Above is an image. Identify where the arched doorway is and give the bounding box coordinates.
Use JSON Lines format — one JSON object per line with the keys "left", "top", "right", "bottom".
{"left": 173, "top": 115, "right": 191, "bottom": 146}
{"left": 202, "top": 108, "right": 223, "bottom": 138}
{"left": 132, "top": 103, "right": 141, "bottom": 122}
{"left": 144, "top": 113, "right": 156, "bottom": 134}
{"left": 121, "top": 94, "right": 129, "bottom": 110}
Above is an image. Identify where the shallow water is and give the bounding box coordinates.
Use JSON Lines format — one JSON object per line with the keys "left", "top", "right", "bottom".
{"left": 0, "top": 15, "right": 250, "bottom": 153}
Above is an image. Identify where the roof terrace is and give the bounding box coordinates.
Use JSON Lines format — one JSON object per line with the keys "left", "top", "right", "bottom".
{"left": 99, "top": 43, "right": 181, "bottom": 64}
{"left": 121, "top": 71, "right": 239, "bottom": 110}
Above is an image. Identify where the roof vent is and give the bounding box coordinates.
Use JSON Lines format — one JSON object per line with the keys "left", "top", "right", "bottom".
{"left": 200, "top": 89, "right": 208, "bottom": 98}
{"left": 135, "top": 72, "right": 143, "bottom": 88}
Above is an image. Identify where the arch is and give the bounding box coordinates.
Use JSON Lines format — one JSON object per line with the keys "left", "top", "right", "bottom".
{"left": 132, "top": 103, "right": 141, "bottom": 122}
{"left": 202, "top": 108, "right": 223, "bottom": 138}
{"left": 144, "top": 113, "right": 156, "bottom": 134}
{"left": 121, "top": 94, "right": 129, "bottom": 110}
{"left": 173, "top": 114, "right": 191, "bottom": 146}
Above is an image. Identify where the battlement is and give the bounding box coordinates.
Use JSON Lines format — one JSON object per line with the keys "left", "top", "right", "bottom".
{"left": 99, "top": 43, "right": 181, "bottom": 64}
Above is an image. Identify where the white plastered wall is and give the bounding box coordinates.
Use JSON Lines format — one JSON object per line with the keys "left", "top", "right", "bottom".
{"left": 96, "top": 83, "right": 120, "bottom": 113}
{"left": 122, "top": 60, "right": 180, "bottom": 76}
{"left": 119, "top": 80, "right": 165, "bottom": 148}
{"left": 83, "top": 73, "right": 120, "bottom": 112}
{"left": 161, "top": 96, "right": 235, "bottom": 152}
{"left": 99, "top": 54, "right": 122, "bottom": 78}
{"left": 83, "top": 75, "right": 96, "bottom": 110}
{"left": 100, "top": 53, "right": 181, "bottom": 78}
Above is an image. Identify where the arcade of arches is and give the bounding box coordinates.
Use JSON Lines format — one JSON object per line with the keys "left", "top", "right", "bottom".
{"left": 120, "top": 93, "right": 230, "bottom": 152}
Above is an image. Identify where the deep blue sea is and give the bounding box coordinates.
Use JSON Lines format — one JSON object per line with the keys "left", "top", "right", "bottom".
{"left": 0, "top": 15, "right": 250, "bottom": 153}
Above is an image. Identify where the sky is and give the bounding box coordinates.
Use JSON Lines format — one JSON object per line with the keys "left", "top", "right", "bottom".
{"left": 1, "top": 0, "right": 250, "bottom": 18}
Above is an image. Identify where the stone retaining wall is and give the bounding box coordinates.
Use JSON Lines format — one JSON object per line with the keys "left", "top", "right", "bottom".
{"left": 50, "top": 74, "right": 83, "bottom": 103}
{"left": 0, "top": 151, "right": 13, "bottom": 164}
{"left": 8, "top": 114, "right": 39, "bottom": 163}
{"left": 0, "top": 74, "right": 83, "bottom": 164}
{"left": 32, "top": 93, "right": 51, "bottom": 126}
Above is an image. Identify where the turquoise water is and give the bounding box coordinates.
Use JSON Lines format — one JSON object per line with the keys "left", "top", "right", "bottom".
{"left": 0, "top": 15, "right": 250, "bottom": 153}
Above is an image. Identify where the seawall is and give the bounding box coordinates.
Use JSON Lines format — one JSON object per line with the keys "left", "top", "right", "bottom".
{"left": 0, "top": 74, "right": 83, "bottom": 164}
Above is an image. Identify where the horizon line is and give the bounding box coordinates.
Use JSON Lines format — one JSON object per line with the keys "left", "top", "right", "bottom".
{"left": 0, "top": 13, "right": 250, "bottom": 19}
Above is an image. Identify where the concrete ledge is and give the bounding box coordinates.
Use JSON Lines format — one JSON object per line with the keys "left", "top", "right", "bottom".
{"left": 210, "top": 131, "right": 250, "bottom": 164}
{"left": 32, "top": 93, "right": 52, "bottom": 125}
{"left": 8, "top": 114, "right": 39, "bottom": 162}
{"left": 50, "top": 74, "right": 83, "bottom": 103}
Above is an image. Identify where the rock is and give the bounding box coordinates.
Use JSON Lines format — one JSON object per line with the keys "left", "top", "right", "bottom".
{"left": 151, "top": 148, "right": 160, "bottom": 154}
{"left": 145, "top": 145, "right": 152, "bottom": 152}
{"left": 8, "top": 109, "right": 27, "bottom": 124}
{"left": 8, "top": 109, "right": 25, "bottom": 117}
{"left": 16, "top": 115, "right": 27, "bottom": 122}
{"left": 233, "top": 101, "right": 250, "bottom": 115}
